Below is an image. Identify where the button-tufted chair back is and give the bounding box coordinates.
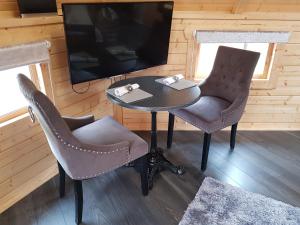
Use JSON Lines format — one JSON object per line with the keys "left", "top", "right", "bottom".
{"left": 200, "top": 46, "right": 260, "bottom": 103}
{"left": 17, "top": 73, "right": 85, "bottom": 178}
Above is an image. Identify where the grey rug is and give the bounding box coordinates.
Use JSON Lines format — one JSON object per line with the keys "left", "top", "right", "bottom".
{"left": 179, "top": 177, "right": 300, "bottom": 225}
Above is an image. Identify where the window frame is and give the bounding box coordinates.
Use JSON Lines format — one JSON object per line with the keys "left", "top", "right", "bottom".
{"left": 194, "top": 42, "right": 276, "bottom": 81}
{"left": 0, "top": 63, "right": 50, "bottom": 124}
{"left": 261, "top": 43, "right": 275, "bottom": 79}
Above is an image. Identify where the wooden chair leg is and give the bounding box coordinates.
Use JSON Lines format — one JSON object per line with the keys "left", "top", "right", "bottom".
{"left": 201, "top": 133, "right": 211, "bottom": 171}
{"left": 74, "top": 180, "right": 83, "bottom": 225}
{"left": 139, "top": 155, "right": 149, "bottom": 196}
{"left": 230, "top": 123, "right": 238, "bottom": 149}
{"left": 57, "top": 161, "right": 65, "bottom": 198}
{"left": 167, "top": 113, "right": 175, "bottom": 149}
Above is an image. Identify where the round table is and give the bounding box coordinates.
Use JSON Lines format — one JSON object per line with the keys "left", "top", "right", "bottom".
{"left": 107, "top": 76, "right": 201, "bottom": 188}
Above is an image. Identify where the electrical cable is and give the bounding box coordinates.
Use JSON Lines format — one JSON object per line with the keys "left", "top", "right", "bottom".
{"left": 71, "top": 82, "right": 90, "bottom": 94}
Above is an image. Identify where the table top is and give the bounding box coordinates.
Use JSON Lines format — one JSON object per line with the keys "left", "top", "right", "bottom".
{"left": 107, "top": 76, "right": 201, "bottom": 112}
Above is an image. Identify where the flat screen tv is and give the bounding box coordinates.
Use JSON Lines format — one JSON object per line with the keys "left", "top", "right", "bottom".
{"left": 62, "top": 2, "right": 174, "bottom": 84}
{"left": 17, "top": 0, "right": 57, "bottom": 17}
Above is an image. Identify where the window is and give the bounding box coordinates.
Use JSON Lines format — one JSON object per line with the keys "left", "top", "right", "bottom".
{"left": 0, "top": 64, "right": 44, "bottom": 123}
{"left": 195, "top": 43, "right": 275, "bottom": 80}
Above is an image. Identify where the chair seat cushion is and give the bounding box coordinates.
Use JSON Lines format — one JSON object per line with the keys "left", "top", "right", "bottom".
{"left": 171, "top": 96, "right": 231, "bottom": 133}
{"left": 184, "top": 96, "right": 231, "bottom": 123}
{"left": 72, "top": 116, "right": 148, "bottom": 161}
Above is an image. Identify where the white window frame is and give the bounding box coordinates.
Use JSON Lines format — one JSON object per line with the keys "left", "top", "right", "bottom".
{"left": 0, "top": 41, "right": 53, "bottom": 124}
{"left": 194, "top": 42, "right": 276, "bottom": 80}
{"left": 185, "top": 30, "right": 290, "bottom": 90}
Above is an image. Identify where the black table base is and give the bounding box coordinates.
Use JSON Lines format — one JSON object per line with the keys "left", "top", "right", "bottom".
{"left": 107, "top": 76, "right": 201, "bottom": 190}
{"left": 148, "top": 111, "right": 184, "bottom": 189}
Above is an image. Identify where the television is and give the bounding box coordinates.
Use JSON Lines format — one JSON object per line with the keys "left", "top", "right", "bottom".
{"left": 17, "top": 0, "right": 57, "bottom": 17}
{"left": 62, "top": 2, "right": 174, "bottom": 84}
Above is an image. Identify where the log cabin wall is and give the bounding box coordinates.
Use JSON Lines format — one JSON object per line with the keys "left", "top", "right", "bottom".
{"left": 0, "top": 0, "right": 114, "bottom": 213}
{"left": 0, "top": 0, "right": 299, "bottom": 212}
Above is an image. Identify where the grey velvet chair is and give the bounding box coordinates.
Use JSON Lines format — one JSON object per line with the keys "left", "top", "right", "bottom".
{"left": 17, "top": 74, "right": 149, "bottom": 224}
{"left": 167, "top": 46, "right": 260, "bottom": 171}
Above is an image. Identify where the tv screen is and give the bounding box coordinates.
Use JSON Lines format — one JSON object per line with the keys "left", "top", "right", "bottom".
{"left": 18, "top": 0, "right": 57, "bottom": 15}
{"left": 62, "top": 2, "right": 174, "bottom": 84}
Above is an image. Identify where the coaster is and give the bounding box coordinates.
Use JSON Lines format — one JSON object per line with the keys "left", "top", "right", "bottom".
{"left": 106, "top": 88, "right": 153, "bottom": 103}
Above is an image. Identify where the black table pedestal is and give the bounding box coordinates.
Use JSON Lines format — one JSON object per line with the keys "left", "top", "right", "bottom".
{"left": 148, "top": 111, "right": 184, "bottom": 189}
{"left": 107, "top": 76, "right": 201, "bottom": 190}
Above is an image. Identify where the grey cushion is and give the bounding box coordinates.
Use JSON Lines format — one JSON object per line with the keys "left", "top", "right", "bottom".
{"left": 171, "top": 96, "right": 231, "bottom": 134}
{"left": 73, "top": 116, "right": 148, "bottom": 161}
{"left": 179, "top": 96, "right": 231, "bottom": 123}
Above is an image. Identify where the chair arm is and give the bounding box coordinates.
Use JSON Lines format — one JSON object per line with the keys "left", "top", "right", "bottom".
{"left": 63, "top": 115, "right": 95, "bottom": 131}
{"left": 221, "top": 92, "right": 249, "bottom": 124}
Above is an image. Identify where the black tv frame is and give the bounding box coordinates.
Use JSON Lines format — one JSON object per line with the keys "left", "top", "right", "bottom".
{"left": 62, "top": 1, "right": 174, "bottom": 84}
{"left": 17, "top": 0, "right": 57, "bottom": 17}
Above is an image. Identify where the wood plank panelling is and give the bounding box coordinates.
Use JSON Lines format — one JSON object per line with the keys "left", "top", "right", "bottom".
{"left": 0, "top": 0, "right": 300, "bottom": 213}
{"left": 57, "top": 0, "right": 300, "bottom": 13}
{"left": 0, "top": 0, "right": 113, "bottom": 213}
{"left": 123, "top": 10, "right": 300, "bottom": 131}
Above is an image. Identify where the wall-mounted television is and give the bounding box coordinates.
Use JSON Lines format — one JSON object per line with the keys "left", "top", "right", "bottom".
{"left": 17, "top": 0, "right": 57, "bottom": 17}
{"left": 62, "top": 1, "right": 174, "bottom": 84}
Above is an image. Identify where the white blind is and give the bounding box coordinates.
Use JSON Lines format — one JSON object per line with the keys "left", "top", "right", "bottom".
{"left": 0, "top": 41, "right": 51, "bottom": 71}
{"left": 196, "top": 31, "right": 290, "bottom": 43}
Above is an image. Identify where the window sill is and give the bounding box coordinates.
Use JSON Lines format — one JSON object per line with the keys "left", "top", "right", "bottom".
{"left": 250, "top": 78, "right": 277, "bottom": 90}
{"left": 0, "top": 113, "right": 29, "bottom": 128}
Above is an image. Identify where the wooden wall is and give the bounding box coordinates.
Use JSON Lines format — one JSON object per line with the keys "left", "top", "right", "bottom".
{"left": 0, "top": 2, "right": 113, "bottom": 212}
{"left": 122, "top": 11, "right": 300, "bottom": 131}
{"left": 0, "top": 0, "right": 300, "bottom": 213}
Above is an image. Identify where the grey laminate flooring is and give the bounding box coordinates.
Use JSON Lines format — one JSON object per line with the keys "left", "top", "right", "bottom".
{"left": 1, "top": 131, "right": 300, "bottom": 225}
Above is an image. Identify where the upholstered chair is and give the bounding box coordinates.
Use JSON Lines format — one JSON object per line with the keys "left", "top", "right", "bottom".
{"left": 17, "top": 74, "right": 149, "bottom": 224}
{"left": 167, "top": 46, "right": 260, "bottom": 171}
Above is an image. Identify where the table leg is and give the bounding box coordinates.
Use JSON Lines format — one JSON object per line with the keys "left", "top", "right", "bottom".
{"left": 148, "top": 111, "right": 184, "bottom": 189}
{"left": 150, "top": 111, "right": 157, "bottom": 151}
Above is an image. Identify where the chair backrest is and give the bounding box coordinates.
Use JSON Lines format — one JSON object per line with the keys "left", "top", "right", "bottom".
{"left": 201, "top": 46, "right": 260, "bottom": 103}
{"left": 17, "top": 74, "right": 77, "bottom": 176}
